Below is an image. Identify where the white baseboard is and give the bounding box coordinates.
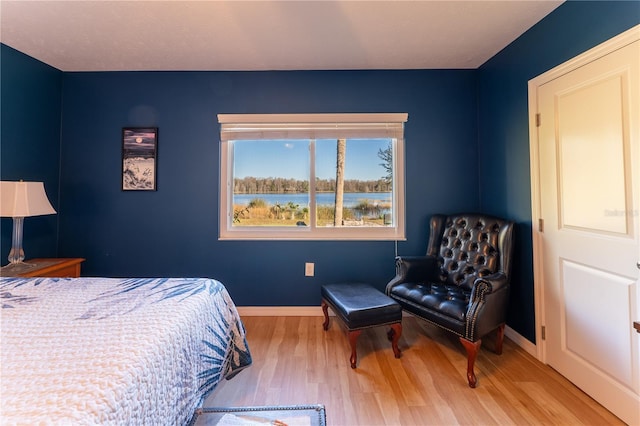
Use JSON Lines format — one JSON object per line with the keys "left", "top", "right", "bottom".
{"left": 237, "top": 306, "right": 324, "bottom": 317}
{"left": 505, "top": 325, "right": 537, "bottom": 358}
{"left": 236, "top": 306, "right": 539, "bottom": 358}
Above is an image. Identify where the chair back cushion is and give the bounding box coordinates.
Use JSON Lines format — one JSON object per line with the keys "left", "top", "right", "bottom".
{"left": 429, "top": 214, "right": 506, "bottom": 290}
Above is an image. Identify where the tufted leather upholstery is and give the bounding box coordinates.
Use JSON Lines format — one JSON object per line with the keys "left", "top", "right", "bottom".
{"left": 386, "top": 213, "right": 514, "bottom": 387}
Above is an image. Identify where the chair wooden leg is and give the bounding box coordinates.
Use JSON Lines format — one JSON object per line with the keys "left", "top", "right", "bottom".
{"left": 348, "top": 330, "right": 362, "bottom": 368}
{"left": 495, "top": 323, "right": 505, "bottom": 355}
{"left": 321, "top": 300, "right": 330, "bottom": 331}
{"left": 459, "top": 337, "right": 481, "bottom": 388}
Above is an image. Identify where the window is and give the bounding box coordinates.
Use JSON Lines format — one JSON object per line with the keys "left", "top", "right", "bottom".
{"left": 218, "top": 113, "right": 407, "bottom": 240}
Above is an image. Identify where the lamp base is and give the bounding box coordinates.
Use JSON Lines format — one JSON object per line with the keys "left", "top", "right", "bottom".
{"left": 8, "top": 217, "right": 25, "bottom": 264}
{"left": 0, "top": 261, "right": 37, "bottom": 276}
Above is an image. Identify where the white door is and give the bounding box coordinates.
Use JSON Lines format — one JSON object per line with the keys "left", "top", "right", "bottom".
{"left": 536, "top": 36, "right": 639, "bottom": 424}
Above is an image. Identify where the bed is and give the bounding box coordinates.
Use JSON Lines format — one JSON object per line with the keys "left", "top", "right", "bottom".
{"left": 0, "top": 277, "right": 252, "bottom": 425}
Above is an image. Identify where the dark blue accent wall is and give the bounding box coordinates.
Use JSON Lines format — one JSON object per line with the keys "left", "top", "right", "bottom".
{"left": 2, "top": 0, "right": 638, "bottom": 345}
{"left": 57, "top": 70, "right": 479, "bottom": 305}
{"left": 0, "top": 45, "right": 62, "bottom": 262}
{"left": 478, "top": 1, "right": 639, "bottom": 342}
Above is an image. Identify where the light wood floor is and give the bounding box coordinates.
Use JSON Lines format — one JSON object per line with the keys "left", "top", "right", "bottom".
{"left": 204, "top": 316, "right": 623, "bottom": 425}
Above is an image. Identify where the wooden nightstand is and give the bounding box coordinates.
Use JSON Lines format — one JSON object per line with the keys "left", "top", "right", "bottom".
{"left": 0, "top": 258, "right": 85, "bottom": 278}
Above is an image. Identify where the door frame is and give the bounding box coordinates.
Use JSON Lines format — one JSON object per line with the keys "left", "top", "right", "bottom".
{"left": 528, "top": 24, "right": 640, "bottom": 363}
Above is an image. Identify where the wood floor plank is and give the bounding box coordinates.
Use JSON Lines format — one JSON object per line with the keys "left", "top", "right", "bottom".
{"left": 204, "top": 316, "right": 625, "bottom": 425}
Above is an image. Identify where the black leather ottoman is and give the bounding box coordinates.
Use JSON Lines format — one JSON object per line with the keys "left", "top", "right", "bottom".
{"left": 321, "top": 282, "right": 402, "bottom": 368}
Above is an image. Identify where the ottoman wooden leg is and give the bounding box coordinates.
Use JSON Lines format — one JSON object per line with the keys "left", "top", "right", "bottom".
{"left": 321, "top": 300, "right": 330, "bottom": 331}
{"left": 348, "top": 329, "right": 362, "bottom": 368}
{"left": 389, "top": 323, "right": 402, "bottom": 359}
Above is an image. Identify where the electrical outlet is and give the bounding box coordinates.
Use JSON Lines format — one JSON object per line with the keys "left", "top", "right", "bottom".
{"left": 305, "top": 262, "right": 314, "bottom": 277}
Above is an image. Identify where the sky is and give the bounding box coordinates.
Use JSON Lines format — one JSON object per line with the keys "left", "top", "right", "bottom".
{"left": 233, "top": 138, "right": 391, "bottom": 181}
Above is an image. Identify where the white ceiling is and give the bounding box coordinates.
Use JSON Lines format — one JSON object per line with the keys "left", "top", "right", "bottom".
{"left": 0, "top": 0, "right": 564, "bottom": 72}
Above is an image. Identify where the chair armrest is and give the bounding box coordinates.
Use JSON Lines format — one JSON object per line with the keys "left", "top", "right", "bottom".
{"left": 386, "top": 255, "right": 437, "bottom": 294}
{"left": 471, "top": 272, "right": 509, "bottom": 297}
{"left": 466, "top": 272, "right": 510, "bottom": 340}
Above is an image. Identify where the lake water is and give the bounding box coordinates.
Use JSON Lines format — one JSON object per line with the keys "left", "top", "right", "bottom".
{"left": 233, "top": 192, "right": 391, "bottom": 208}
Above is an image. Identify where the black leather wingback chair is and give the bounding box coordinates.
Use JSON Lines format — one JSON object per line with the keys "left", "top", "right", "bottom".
{"left": 386, "top": 213, "right": 514, "bottom": 387}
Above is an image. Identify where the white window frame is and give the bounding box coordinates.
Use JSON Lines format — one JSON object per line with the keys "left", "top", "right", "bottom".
{"left": 218, "top": 113, "right": 407, "bottom": 241}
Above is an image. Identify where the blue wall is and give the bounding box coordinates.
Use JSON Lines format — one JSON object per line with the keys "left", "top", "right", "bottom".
{"left": 0, "top": 45, "right": 62, "bottom": 261}
{"left": 57, "top": 70, "right": 479, "bottom": 307}
{"left": 478, "top": 0, "right": 639, "bottom": 341}
{"left": 2, "top": 1, "right": 638, "bottom": 344}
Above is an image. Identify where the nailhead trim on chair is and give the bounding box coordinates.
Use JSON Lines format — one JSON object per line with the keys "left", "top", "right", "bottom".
{"left": 392, "top": 296, "right": 465, "bottom": 338}
{"left": 404, "top": 308, "right": 464, "bottom": 338}
{"left": 465, "top": 284, "right": 488, "bottom": 341}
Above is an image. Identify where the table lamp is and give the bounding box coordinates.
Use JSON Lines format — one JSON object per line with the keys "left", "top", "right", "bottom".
{"left": 1, "top": 181, "right": 56, "bottom": 265}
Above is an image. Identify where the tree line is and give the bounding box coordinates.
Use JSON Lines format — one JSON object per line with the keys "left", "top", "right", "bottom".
{"left": 233, "top": 177, "right": 392, "bottom": 194}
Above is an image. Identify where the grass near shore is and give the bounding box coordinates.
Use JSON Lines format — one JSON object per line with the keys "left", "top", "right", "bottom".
{"left": 233, "top": 199, "right": 390, "bottom": 227}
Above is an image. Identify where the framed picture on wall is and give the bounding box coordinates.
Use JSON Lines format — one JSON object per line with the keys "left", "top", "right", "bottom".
{"left": 122, "top": 127, "right": 158, "bottom": 191}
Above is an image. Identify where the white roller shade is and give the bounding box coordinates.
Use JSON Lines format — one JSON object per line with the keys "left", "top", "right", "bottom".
{"left": 218, "top": 113, "right": 408, "bottom": 141}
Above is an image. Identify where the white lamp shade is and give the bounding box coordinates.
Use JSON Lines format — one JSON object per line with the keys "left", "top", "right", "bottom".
{"left": 0, "top": 181, "right": 56, "bottom": 218}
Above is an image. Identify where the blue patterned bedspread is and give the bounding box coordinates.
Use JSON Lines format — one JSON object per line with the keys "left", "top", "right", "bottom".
{"left": 0, "top": 277, "right": 252, "bottom": 425}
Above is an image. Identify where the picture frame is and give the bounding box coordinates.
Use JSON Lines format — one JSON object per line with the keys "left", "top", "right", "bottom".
{"left": 122, "top": 127, "right": 158, "bottom": 191}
